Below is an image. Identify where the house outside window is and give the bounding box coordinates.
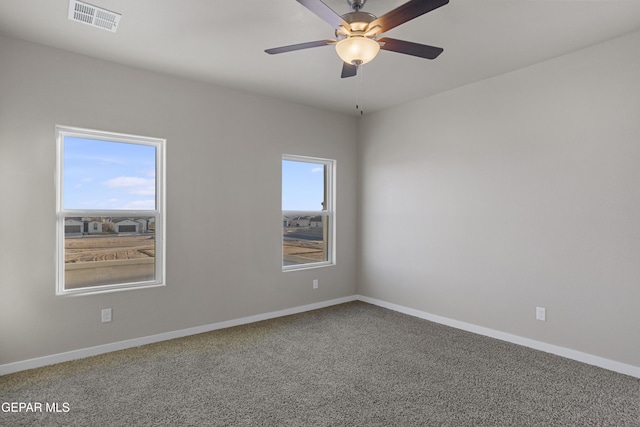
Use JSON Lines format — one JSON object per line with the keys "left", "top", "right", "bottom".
{"left": 55, "top": 126, "right": 165, "bottom": 295}
{"left": 282, "top": 155, "right": 335, "bottom": 270}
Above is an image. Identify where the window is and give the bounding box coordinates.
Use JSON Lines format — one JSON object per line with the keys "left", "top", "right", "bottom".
{"left": 282, "top": 155, "right": 335, "bottom": 270}
{"left": 55, "top": 126, "right": 165, "bottom": 295}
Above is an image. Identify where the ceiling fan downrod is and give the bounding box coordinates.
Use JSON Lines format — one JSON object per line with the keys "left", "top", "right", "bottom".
{"left": 348, "top": 0, "right": 366, "bottom": 12}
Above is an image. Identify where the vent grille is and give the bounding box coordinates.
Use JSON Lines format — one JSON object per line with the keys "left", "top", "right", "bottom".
{"left": 68, "top": 0, "right": 121, "bottom": 33}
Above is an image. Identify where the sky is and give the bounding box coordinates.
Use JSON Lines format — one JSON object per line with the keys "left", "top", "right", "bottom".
{"left": 282, "top": 159, "right": 325, "bottom": 211}
{"left": 63, "top": 136, "right": 157, "bottom": 210}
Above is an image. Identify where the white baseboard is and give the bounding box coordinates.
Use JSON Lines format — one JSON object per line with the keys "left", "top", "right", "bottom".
{"left": 2, "top": 294, "right": 638, "bottom": 379}
{"left": 357, "top": 295, "right": 640, "bottom": 379}
{"left": 0, "top": 295, "right": 357, "bottom": 376}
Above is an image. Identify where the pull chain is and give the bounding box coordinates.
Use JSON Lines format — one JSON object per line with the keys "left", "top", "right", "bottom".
{"left": 355, "top": 63, "right": 364, "bottom": 115}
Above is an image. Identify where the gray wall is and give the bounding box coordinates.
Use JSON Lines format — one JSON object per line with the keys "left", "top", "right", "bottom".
{"left": 358, "top": 31, "right": 640, "bottom": 367}
{"left": 0, "top": 35, "right": 358, "bottom": 365}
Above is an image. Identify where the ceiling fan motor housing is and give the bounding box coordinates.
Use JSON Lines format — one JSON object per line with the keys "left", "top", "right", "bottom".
{"left": 337, "top": 11, "right": 377, "bottom": 35}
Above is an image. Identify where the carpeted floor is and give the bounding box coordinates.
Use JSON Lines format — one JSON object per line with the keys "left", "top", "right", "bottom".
{"left": 1, "top": 301, "right": 639, "bottom": 426}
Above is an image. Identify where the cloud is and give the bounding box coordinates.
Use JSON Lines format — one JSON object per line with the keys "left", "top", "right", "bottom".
{"left": 104, "top": 176, "right": 155, "bottom": 196}
{"left": 67, "top": 153, "right": 127, "bottom": 166}
{"left": 311, "top": 167, "right": 324, "bottom": 173}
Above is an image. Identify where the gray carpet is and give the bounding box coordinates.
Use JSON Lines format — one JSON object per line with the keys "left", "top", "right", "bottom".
{"left": 1, "top": 301, "right": 638, "bottom": 426}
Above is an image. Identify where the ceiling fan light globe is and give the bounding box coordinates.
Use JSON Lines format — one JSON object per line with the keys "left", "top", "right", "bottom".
{"left": 335, "top": 37, "right": 380, "bottom": 65}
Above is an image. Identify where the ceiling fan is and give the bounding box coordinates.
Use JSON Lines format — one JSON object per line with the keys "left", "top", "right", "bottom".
{"left": 265, "top": 0, "right": 449, "bottom": 78}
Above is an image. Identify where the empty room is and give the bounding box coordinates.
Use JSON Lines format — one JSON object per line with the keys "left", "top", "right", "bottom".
{"left": 1, "top": 0, "right": 639, "bottom": 425}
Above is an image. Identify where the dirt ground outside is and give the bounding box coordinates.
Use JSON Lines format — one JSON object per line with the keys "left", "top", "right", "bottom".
{"left": 65, "top": 234, "right": 155, "bottom": 263}
{"left": 283, "top": 239, "right": 325, "bottom": 263}
{"left": 283, "top": 226, "right": 326, "bottom": 264}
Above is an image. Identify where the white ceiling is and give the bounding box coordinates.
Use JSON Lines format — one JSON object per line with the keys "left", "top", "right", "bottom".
{"left": 1, "top": 0, "right": 640, "bottom": 115}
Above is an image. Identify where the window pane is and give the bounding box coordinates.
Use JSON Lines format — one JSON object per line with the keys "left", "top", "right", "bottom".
{"left": 283, "top": 215, "right": 328, "bottom": 266}
{"left": 64, "top": 216, "right": 156, "bottom": 289}
{"left": 282, "top": 160, "right": 325, "bottom": 211}
{"left": 64, "top": 137, "right": 157, "bottom": 210}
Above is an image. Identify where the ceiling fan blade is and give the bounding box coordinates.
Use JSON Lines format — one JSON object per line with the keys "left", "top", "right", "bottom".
{"left": 370, "top": 0, "right": 449, "bottom": 34}
{"left": 378, "top": 37, "right": 443, "bottom": 59}
{"left": 341, "top": 62, "right": 358, "bottom": 78}
{"left": 265, "top": 39, "right": 335, "bottom": 55}
{"left": 297, "top": 0, "right": 350, "bottom": 29}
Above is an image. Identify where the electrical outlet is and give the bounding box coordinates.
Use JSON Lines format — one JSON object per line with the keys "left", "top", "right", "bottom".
{"left": 536, "top": 306, "right": 546, "bottom": 321}
{"left": 313, "top": 279, "right": 318, "bottom": 289}
{"left": 101, "top": 308, "right": 112, "bottom": 323}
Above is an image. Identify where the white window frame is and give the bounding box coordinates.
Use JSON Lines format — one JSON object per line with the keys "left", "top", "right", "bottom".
{"left": 282, "top": 154, "right": 335, "bottom": 271}
{"left": 55, "top": 125, "right": 166, "bottom": 295}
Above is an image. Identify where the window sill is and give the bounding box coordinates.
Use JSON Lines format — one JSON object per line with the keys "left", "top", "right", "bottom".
{"left": 282, "top": 262, "right": 335, "bottom": 272}
{"left": 56, "top": 282, "right": 165, "bottom": 297}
